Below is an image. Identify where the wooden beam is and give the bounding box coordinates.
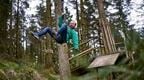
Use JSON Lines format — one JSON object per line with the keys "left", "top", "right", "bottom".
{"left": 69, "top": 39, "right": 92, "bottom": 50}
{"left": 69, "top": 47, "right": 94, "bottom": 60}
{"left": 69, "top": 47, "right": 125, "bottom": 61}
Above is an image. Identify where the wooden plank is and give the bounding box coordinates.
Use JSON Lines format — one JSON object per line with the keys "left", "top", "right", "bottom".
{"left": 69, "top": 48, "right": 94, "bottom": 60}
{"left": 69, "top": 39, "right": 92, "bottom": 50}
{"left": 88, "top": 53, "right": 120, "bottom": 68}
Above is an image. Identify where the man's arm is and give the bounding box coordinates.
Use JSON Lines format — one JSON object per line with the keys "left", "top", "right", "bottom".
{"left": 58, "top": 15, "right": 64, "bottom": 28}
{"left": 72, "top": 30, "right": 79, "bottom": 50}
{"left": 58, "top": 14, "right": 67, "bottom": 28}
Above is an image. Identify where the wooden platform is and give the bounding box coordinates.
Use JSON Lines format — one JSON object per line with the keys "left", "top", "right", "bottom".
{"left": 88, "top": 53, "right": 120, "bottom": 68}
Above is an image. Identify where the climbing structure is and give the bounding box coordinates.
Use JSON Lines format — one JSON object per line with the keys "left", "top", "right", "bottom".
{"left": 54, "top": 0, "right": 119, "bottom": 79}
{"left": 69, "top": 0, "right": 120, "bottom": 73}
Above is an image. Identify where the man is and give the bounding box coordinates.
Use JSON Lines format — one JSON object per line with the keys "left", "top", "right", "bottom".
{"left": 32, "top": 14, "right": 79, "bottom": 51}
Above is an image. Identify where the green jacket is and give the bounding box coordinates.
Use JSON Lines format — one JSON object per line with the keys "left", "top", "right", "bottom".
{"left": 58, "top": 16, "right": 79, "bottom": 50}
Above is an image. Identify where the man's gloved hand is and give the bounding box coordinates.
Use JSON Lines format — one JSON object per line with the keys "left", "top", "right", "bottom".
{"left": 73, "top": 48, "right": 79, "bottom": 55}
{"left": 61, "top": 13, "right": 66, "bottom": 19}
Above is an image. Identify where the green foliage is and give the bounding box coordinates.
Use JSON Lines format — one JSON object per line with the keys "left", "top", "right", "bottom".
{"left": 0, "top": 60, "right": 19, "bottom": 70}
{"left": 0, "top": 60, "right": 49, "bottom": 80}
{"left": 98, "top": 68, "right": 112, "bottom": 79}
{"left": 64, "top": 7, "right": 73, "bottom": 24}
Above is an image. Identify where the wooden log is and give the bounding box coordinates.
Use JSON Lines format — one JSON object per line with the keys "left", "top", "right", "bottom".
{"left": 58, "top": 43, "right": 71, "bottom": 80}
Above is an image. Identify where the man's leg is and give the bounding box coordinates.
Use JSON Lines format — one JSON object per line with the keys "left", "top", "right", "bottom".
{"left": 56, "top": 23, "right": 67, "bottom": 44}
{"left": 32, "top": 27, "right": 56, "bottom": 39}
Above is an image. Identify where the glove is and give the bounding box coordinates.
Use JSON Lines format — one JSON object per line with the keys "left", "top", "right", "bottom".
{"left": 61, "top": 13, "right": 66, "bottom": 19}
{"left": 73, "top": 48, "right": 79, "bottom": 55}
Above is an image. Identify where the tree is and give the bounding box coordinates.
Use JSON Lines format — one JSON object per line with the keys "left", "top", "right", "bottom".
{"left": 54, "top": 0, "right": 71, "bottom": 80}
{"left": 0, "top": 0, "right": 10, "bottom": 56}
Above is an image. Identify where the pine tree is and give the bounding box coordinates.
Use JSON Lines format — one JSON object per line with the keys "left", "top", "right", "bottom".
{"left": 0, "top": 0, "right": 10, "bottom": 56}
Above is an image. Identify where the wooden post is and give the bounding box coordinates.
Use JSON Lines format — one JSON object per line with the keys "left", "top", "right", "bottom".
{"left": 97, "top": 0, "right": 117, "bottom": 55}
{"left": 58, "top": 43, "right": 71, "bottom": 80}
{"left": 96, "top": 0, "right": 117, "bottom": 80}
{"left": 54, "top": 0, "right": 71, "bottom": 79}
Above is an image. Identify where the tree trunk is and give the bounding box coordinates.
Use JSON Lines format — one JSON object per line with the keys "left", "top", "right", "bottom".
{"left": 45, "top": 0, "right": 55, "bottom": 72}
{"left": 54, "top": 0, "right": 71, "bottom": 80}
{"left": 15, "top": 0, "right": 21, "bottom": 58}
{"left": 80, "top": 0, "right": 85, "bottom": 51}
{"left": 58, "top": 44, "right": 71, "bottom": 80}
{"left": 76, "top": 0, "right": 79, "bottom": 28}
{"left": 0, "top": 0, "right": 9, "bottom": 55}
{"left": 54, "top": 0, "right": 62, "bottom": 30}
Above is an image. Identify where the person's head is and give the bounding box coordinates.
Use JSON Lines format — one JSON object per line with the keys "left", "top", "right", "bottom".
{"left": 69, "top": 20, "right": 76, "bottom": 29}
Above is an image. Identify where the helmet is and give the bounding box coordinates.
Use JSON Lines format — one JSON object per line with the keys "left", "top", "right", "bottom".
{"left": 69, "top": 21, "right": 76, "bottom": 29}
